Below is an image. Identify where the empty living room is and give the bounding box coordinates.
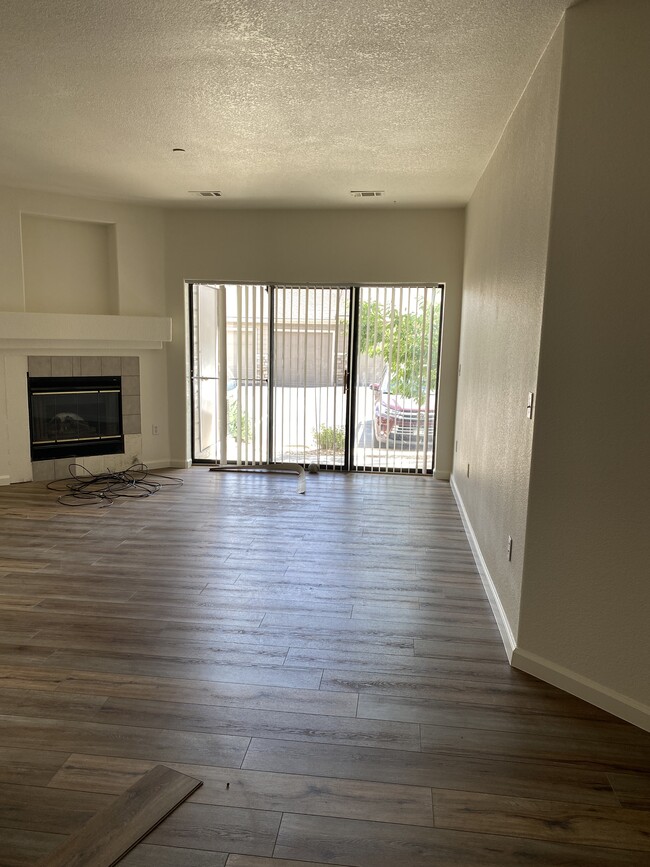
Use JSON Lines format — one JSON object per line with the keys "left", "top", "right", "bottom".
{"left": 0, "top": 1, "right": 648, "bottom": 865}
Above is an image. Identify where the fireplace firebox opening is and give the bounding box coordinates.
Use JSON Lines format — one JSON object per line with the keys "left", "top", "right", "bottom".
{"left": 28, "top": 376, "right": 124, "bottom": 462}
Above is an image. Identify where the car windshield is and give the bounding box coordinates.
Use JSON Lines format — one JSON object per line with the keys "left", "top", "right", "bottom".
{"left": 381, "top": 372, "right": 401, "bottom": 392}
{"left": 380, "top": 370, "right": 435, "bottom": 404}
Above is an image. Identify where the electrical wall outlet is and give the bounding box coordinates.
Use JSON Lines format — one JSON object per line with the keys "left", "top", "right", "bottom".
{"left": 455, "top": 440, "right": 458, "bottom": 452}
{"left": 467, "top": 463, "right": 470, "bottom": 478}
{"left": 152, "top": 425, "right": 159, "bottom": 436}
{"left": 507, "top": 535, "right": 513, "bottom": 561}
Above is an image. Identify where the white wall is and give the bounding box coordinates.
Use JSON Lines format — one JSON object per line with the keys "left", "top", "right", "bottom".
{"left": 0, "top": 185, "right": 170, "bottom": 479}
{"left": 517, "top": 0, "right": 650, "bottom": 717}
{"left": 164, "top": 208, "right": 466, "bottom": 471}
{"left": 452, "top": 24, "right": 565, "bottom": 639}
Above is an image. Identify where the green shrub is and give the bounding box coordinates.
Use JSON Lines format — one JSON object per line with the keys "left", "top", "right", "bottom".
{"left": 313, "top": 424, "right": 346, "bottom": 452}
{"left": 227, "top": 399, "right": 253, "bottom": 443}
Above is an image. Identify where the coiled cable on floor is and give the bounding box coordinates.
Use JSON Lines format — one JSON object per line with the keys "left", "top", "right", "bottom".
{"left": 46, "top": 462, "right": 183, "bottom": 506}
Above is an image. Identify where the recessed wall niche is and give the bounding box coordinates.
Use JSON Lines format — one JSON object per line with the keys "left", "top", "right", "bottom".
{"left": 21, "top": 214, "right": 118, "bottom": 314}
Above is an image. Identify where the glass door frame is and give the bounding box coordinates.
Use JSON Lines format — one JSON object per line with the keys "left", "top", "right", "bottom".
{"left": 189, "top": 282, "right": 443, "bottom": 473}
{"left": 270, "top": 284, "right": 355, "bottom": 472}
{"left": 189, "top": 282, "right": 216, "bottom": 465}
{"left": 189, "top": 282, "right": 357, "bottom": 469}
{"left": 348, "top": 283, "right": 444, "bottom": 476}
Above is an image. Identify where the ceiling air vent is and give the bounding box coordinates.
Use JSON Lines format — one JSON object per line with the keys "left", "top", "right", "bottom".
{"left": 190, "top": 191, "right": 222, "bottom": 197}
{"left": 350, "top": 190, "right": 384, "bottom": 198}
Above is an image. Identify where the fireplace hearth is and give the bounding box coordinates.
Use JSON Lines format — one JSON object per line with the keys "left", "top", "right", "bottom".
{"left": 28, "top": 376, "right": 124, "bottom": 461}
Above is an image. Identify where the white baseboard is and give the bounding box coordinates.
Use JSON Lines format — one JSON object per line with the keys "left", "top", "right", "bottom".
{"left": 450, "top": 475, "right": 516, "bottom": 661}
{"left": 169, "top": 458, "right": 192, "bottom": 469}
{"left": 142, "top": 459, "right": 176, "bottom": 470}
{"left": 0, "top": 475, "right": 10, "bottom": 487}
{"left": 450, "top": 475, "right": 650, "bottom": 732}
{"left": 434, "top": 469, "right": 450, "bottom": 481}
{"left": 512, "top": 648, "right": 650, "bottom": 733}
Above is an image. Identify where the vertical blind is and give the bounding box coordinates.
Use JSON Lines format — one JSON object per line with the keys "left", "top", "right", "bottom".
{"left": 192, "top": 283, "right": 441, "bottom": 474}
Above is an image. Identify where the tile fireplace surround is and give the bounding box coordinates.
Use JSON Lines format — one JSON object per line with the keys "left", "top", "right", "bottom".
{"left": 27, "top": 355, "right": 142, "bottom": 482}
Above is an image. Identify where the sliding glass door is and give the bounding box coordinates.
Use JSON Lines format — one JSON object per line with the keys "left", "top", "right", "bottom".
{"left": 190, "top": 283, "right": 269, "bottom": 464}
{"left": 273, "top": 286, "right": 351, "bottom": 469}
{"left": 190, "top": 283, "right": 442, "bottom": 473}
{"left": 190, "top": 284, "right": 351, "bottom": 469}
{"left": 352, "top": 285, "right": 442, "bottom": 473}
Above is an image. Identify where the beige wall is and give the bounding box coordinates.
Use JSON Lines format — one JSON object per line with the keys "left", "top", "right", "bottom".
{"left": 0, "top": 185, "right": 170, "bottom": 477}
{"left": 0, "top": 189, "right": 466, "bottom": 477}
{"left": 164, "top": 208, "right": 466, "bottom": 471}
{"left": 453, "top": 24, "right": 565, "bottom": 637}
{"left": 0, "top": 185, "right": 166, "bottom": 315}
{"left": 22, "top": 214, "right": 117, "bottom": 314}
{"left": 518, "top": 0, "right": 650, "bottom": 708}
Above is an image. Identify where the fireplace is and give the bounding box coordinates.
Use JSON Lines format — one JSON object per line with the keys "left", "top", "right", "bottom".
{"left": 28, "top": 376, "right": 124, "bottom": 462}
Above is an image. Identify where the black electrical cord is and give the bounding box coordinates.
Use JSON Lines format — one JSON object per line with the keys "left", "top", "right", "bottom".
{"left": 46, "top": 462, "right": 183, "bottom": 506}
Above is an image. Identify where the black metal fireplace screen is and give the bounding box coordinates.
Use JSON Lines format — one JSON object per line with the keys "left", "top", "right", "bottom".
{"left": 28, "top": 376, "right": 124, "bottom": 462}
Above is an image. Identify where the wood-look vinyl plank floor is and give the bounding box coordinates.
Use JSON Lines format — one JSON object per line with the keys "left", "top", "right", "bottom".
{"left": 121, "top": 844, "right": 227, "bottom": 866}
{"left": 224, "top": 858, "right": 343, "bottom": 867}
{"left": 28, "top": 624, "right": 416, "bottom": 657}
{"left": 320, "top": 669, "right": 624, "bottom": 720}
{"left": 241, "top": 737, "right": 621, "bottom": 805}
{"left": 273, "top": 812, "right": 644, "bottom": 866}
{"left": 0, "top": 715, "right": 250, "bottom": 767}
{"left": 357, "top": 693, "right": 646, "bottom": 742}
{"left": 48, "top": 753, "right": 434, "bottom": 826}
{"left": 0, "top": 469, "right": 648, "bottom": 866}
{"left": 607, "top": 772, "right": 650, "bottom": 810}
{"left": 0, "top": 748, "right": 72, "bottom": 787}
{"left": 39, "top": 650, "right": 324, "bottom": 689}
{"left": 0, "top": 828, "right": 63, "bottom": 867}
{"left": 284, "top": 646, "right": 515, "bottom": 681}
{"left": 91, "top": 695, "right": 422, "bottom": 751}
{"left": 144, "top": 802, "right": 281, "bottom": 856}
{"left": 431, "top": 788, "right": 650, "bottom": 852}
{"left": 421, "top": 723, "right": 650, "bottom": 773}
{"left": 0, "top": 783, "right": 110, "bottom": 835}
{"left": 0, "top": 664, "right": 358, "bottom": 716}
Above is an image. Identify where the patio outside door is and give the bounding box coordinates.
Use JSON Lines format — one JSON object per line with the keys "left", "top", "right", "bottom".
{"left": 190, "top": 284, "right": 352, "bottom": 469}
{"left": 190, "top": 283, "right": 442, "bottom": 474}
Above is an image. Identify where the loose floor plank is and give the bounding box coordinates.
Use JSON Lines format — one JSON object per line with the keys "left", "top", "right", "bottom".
{"left": 39, "top": 764, "right": 202, "bottom": 867}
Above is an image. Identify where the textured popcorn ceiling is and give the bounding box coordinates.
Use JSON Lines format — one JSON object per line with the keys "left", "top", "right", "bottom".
{"left": 0, "top": 0, "right": 572, "bottom": 207}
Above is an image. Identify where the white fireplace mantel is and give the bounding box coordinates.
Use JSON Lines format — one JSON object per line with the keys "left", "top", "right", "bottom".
{"left": 0, "top": 312, "right": 172, "bottom": 351}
